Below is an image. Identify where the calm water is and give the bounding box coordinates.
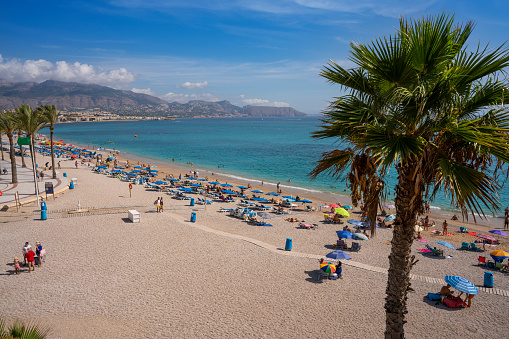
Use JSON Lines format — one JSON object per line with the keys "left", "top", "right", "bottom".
{"left": 42, "top": 116, "right": 509, "bottom": 216}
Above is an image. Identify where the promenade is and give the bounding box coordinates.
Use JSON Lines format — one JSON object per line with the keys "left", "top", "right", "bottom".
{"left": 0, "top": 159, "right": 68, "bottom": 210}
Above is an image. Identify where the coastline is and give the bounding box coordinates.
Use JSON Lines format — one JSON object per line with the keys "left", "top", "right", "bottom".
{"left": 49, "top": 134, "right": 506, "bottom": 230}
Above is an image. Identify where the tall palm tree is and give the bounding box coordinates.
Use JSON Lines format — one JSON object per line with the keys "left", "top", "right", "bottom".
{"left": 18, "top": 129, "right": 27, "bottom": 168}
{"left": 38, "top": 105, "right": 59, "bottom": 179}
{"left": 311, "top": 13, "right": 509, "bottom": 338}
{"left": 15, "top": 104, "right": 47, "bottom": 193}
{"left": 0, "top": 131, "right": 4, "bottom": 161}
{"left": 0, "top": 111, "right": 19, "bottom": 183}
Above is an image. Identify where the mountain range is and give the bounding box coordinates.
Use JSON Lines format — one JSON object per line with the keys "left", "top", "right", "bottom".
{"left": 0, "top": 80, "right": 307, "bottom": 117}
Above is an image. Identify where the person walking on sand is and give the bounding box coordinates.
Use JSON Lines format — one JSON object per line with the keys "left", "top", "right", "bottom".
{"left": 159, "top": 197, "right": 164, "bottom": 213}
{"left": 14, "top": 257, "right": 20, "bottom": 274}
{"left": 424, "top": 216, "right": 429, "bottom": 231}
{"left": 25, "top": 247, "right": 36, "bottom": 272}
{"left": 442, "top": 220, "right": 448, "bottom": 235}
{"left": 277, "top": 182, "right": 280, "bottom": 193}
{"left": 22, "top": 242, "right": 31, "bottom": 266}
{"left": 505, "top": 215, "right": 509, "bottom": 230}
{"left": 155, "top": 197, "right": 161, "bottom": 213}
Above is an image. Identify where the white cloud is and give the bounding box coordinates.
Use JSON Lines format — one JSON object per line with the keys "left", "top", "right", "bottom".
{"left": 243, "top": 98, "right": 269, "bottom": 105}
{"left": 161, "top": 92, "right": 220, "bottom": 103}
{"left": 242, "top": 97, "right": 289, "bottom": 107}
{"left": 131, "top": 87, "right": 155, "bottom": 95}
{"left": 177, "top": 81, "right": 208, "bottom": 89}
{"left": 0, "top": 54, "right": 135, "bottom": 84}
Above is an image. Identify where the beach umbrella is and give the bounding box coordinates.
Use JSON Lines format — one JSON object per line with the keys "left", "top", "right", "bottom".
{"left": 168, "top": 178, "right": 179, "bottom": 181}
{"left": 179, "top": 187, "right": 193, "bottom": 192}
{"left": 474, "top": 233, "right": 497, "bottom": 242}
{"left": 328, "top": 203, "right": 340, "bottom": 208}
{"left": 326, "top": 250, "right": 352, "bottom": 260}
{"left": 320, "top": 262, "right": 336, "bottom": 274}
{"left": 336, "top": 231, "right": 354, "bottom": 239}
{"left": 179, "top": 174, "right": 182, "bottom": 180}
{"left": 187, "top": 177, "right": 197, "bottom": 180}
{"left": 342, "top": 205, "right": 353, "bottom": 210}
{"left": 266, "top": 193, "right": 280, "bottom": 196}
{"left": 151, "top": 165, "right": 157, "bottom": 167}
{"left": 253, "top": 197, "right": 270, "bottom": 202}
{"left": 444, "top": 276, "right": 478, "bottom": 295}
{"left": 132, "top": 169, "right": 142, "bottom": 173}
{"left": 114, "top": 167, "right": 125, "bottom": 170}
{"left": 153, "top": 181, "right": 168, "bottom": 185}
{"left": 252, "top": 190, "right": 264, "bottom": 194}
{"left": 209, "top": 181, "right": 220, "bottom": 185}
{"left": 282, "top": 195, "right": 293, "bottom": 199}
{"left": 489, "top": 230, "right": 508, "bottom": 237}
{"left": 348, "top": 219, "right": 364, "bottom": 227}
{"left": 384, "top": 214, "right": 396, "bottom": 222}
{"left": 149, "top": 169, "right": 159, "bottom": 172}
{"left": 490, "top": 250, "right": 509, "bottom": 262}
{"left": 257, "top": 212, "right": 272, "bottom": 219}
{"left": 355, "top": 233, "right": 369, "bottom": 241}
{"left": 237, "top": 186, "right": 248, "bottom": 189}
{"left": 222, "top": 189, "right": 236, "bottom": 194}
{"left": 435, "top": 241, "right": 456, "bottom": 250}
{"left": 191, "top": 184, "right": 203, "bottom": 187}
{"left": 221, "top": 183, "right": 233, "bottom": 187}
{"left": 299, "top": 199, "right": 313, "bottom": 203}
{"left": 334, "top": 207, "right": 350, "bottom": 218}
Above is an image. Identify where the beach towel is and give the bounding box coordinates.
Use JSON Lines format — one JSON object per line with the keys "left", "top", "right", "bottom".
{"left": 382, "top": 241, "right": 391, "bottom": 245}
{"left": 417, "top": 249, "right": 432, "bottom": 253}
{"left": 443, "top": 296, "right": 466, "bottom": 308}
{"left": 416, "top": 239, "right": 429, "bottom": 242}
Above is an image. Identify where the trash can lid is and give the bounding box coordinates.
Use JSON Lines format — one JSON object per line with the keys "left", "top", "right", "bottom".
{"left": 485, "top": 271, "right": 493, "bottom": 275}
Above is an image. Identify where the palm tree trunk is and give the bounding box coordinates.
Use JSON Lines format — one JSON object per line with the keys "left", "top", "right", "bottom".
{"left": 384, "top": 159, "right": 423, "bottom": 338}
{"left": 7, "top": 133, "right": 17, "bottom": 184}
{"left": 50, "top": 127, "right": 56, "bottom": 179}
{"left": 29, "top": 135, "right": 38, "bottom": 194}
{"left": 19, "top": 131, "right": 27, "bottom": 168}
{"left": 0, "top": 132, "right": 4, "bottom": 161}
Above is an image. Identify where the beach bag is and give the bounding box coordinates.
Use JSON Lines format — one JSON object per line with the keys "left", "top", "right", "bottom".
{"left": 427, "top": 292, "right": 441, "bottom": 301}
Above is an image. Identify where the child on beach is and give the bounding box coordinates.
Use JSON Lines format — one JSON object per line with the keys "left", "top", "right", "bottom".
{"left": 14, "top": 257, "right": 20, "bottom": 274}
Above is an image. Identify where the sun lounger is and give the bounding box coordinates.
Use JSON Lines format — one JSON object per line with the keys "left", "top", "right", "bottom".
{"left": 470, "top": 243, "right": 483, "bottom": 251}
{"left": 351, "top": 242, "right": 361, "bottom": 252}
{"left": 219, "top": 208, "right": 233, "bottom": 213}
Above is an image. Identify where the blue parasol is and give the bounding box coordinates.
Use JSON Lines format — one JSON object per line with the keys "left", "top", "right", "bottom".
{"left": 336, "top": 231, "right": 354, "bottom": 239}
{"left": 209, "top": 181, "right": 220, "bottom": 185}
{"left": 342, "top": 205, "right": 353, "bottom": 210}
{"left": 444, "top": 276, "right": 478, "bottom": 295}
{"left": 326, "top": 250, "right": 352, "bottom": 260}
{"left": 384, "top": 214, "right": 396, "bottom": 222}
{"left": 221, "top": 183, "right": 233, "bottom": 187}
{"left": 489, "top": 230, "right": 508, "bottom": 237}
{"left": 251, "top": 190, "right": 264, "bottom": 194}
{"left": 266, "top": 193, "right": 280, "bottom": 196}
{"left": 347, "top": 219, "right": 364, "bottom": 227}
{"left": 237, "top": 186, "right": 248, "bottom": 189}
{"left": 222, "top": 189, "right": 235, "bottom": 194}
{"left": 299, "top": 199, "right": 313, "bottom": 203}
{"left": 435, "top": 241, "right": 456, "bottom": 250}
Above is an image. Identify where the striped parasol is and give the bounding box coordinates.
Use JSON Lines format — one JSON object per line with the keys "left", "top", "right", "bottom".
{"left": 444, "top": 276, "right": 478, "bottom": 295}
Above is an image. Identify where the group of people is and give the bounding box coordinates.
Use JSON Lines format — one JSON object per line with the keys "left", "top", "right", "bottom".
{"left": 16, "top": 241, "right": 45, "bottom": 274}
{"left": 440, "top": 284, "right": 474, "bottom": 308}
{"left": 154, "top": 197, "right": 164, "bottom": 213}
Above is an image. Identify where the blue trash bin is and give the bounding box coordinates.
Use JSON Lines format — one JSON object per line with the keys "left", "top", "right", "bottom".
{"left": 63, "top": 172, "right": 67, "bottom": 178}
{"left": 190, "top": 198, "right": 195, "bottom": 206}
{"left": 40, "top": 202, "right": 47, "bottom": 211}
{"left": 484, "top": 271, "right": 494, "bottom": 288}
{"left": 190, "top": 212, "right": 197, "bottom": 223}
{"left": 69, "top": 181, "right": 74, "bottom": 189}
{"left": 285, "top": 238, "right": 292, "bottom": 251}
{"left": 41, "top": 209, "right": 47, "bottom": 220}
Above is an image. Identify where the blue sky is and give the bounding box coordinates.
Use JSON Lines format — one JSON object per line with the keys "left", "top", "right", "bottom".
{"left": 1, "top": 1, "right": 508, "bottom": 114}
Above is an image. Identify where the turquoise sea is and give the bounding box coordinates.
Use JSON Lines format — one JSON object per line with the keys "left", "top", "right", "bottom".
{"left": 42, "top": 116, "right": 509, "bottom": 217}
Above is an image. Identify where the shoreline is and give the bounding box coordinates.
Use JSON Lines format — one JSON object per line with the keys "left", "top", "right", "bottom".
{"left": 42, "top": 134, "right": 507, "bottom": 230}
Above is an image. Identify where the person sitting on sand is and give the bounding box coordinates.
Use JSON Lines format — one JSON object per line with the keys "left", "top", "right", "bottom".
{"left": 335, "top": 261, "right": 343, "bottom": 279}
{"left": 416, "top": 231, "right": 422, "bottom": 239}
{"left": 451, "top": 214, "right": 459, "bottom": 221}
{"left": 440, "top": 284, "right": 454, "bottom": 298}
{"left": 285, "top": 217, "right": 298, "bottom": 222}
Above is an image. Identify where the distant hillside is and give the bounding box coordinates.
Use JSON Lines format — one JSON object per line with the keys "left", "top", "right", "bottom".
{"left": 0, "top": 80, "right": 307, "bottom": 117}
{"left": 241, "top": 105, "right": 307, "bottom": 117}
{"left": 0, "top": 80, "right": 169, "bottom": 112}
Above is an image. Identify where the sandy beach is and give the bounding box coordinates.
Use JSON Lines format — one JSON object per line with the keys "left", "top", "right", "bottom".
{"left": 1, "top": 152, "right": 509, "bottom": 338}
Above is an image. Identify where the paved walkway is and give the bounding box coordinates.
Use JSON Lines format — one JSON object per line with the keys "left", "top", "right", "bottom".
{"left": 170, "top": 212, "right": 509, "bottom": 297}
{"left": 0, "top": 159, "right": 68, "bottom": 210}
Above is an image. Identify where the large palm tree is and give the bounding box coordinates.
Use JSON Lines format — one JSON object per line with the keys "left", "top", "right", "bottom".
{"left": 15, "top": 104, "right": 47, "bottom": 193}
{"left": 38, "top": 105, "right": 59, "bottom": 179}
{"left": 0, "top": 111, "right": 19, "bottom": 183}
{"left": 311, "top": 13, "right": 509, "bottom": 338}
